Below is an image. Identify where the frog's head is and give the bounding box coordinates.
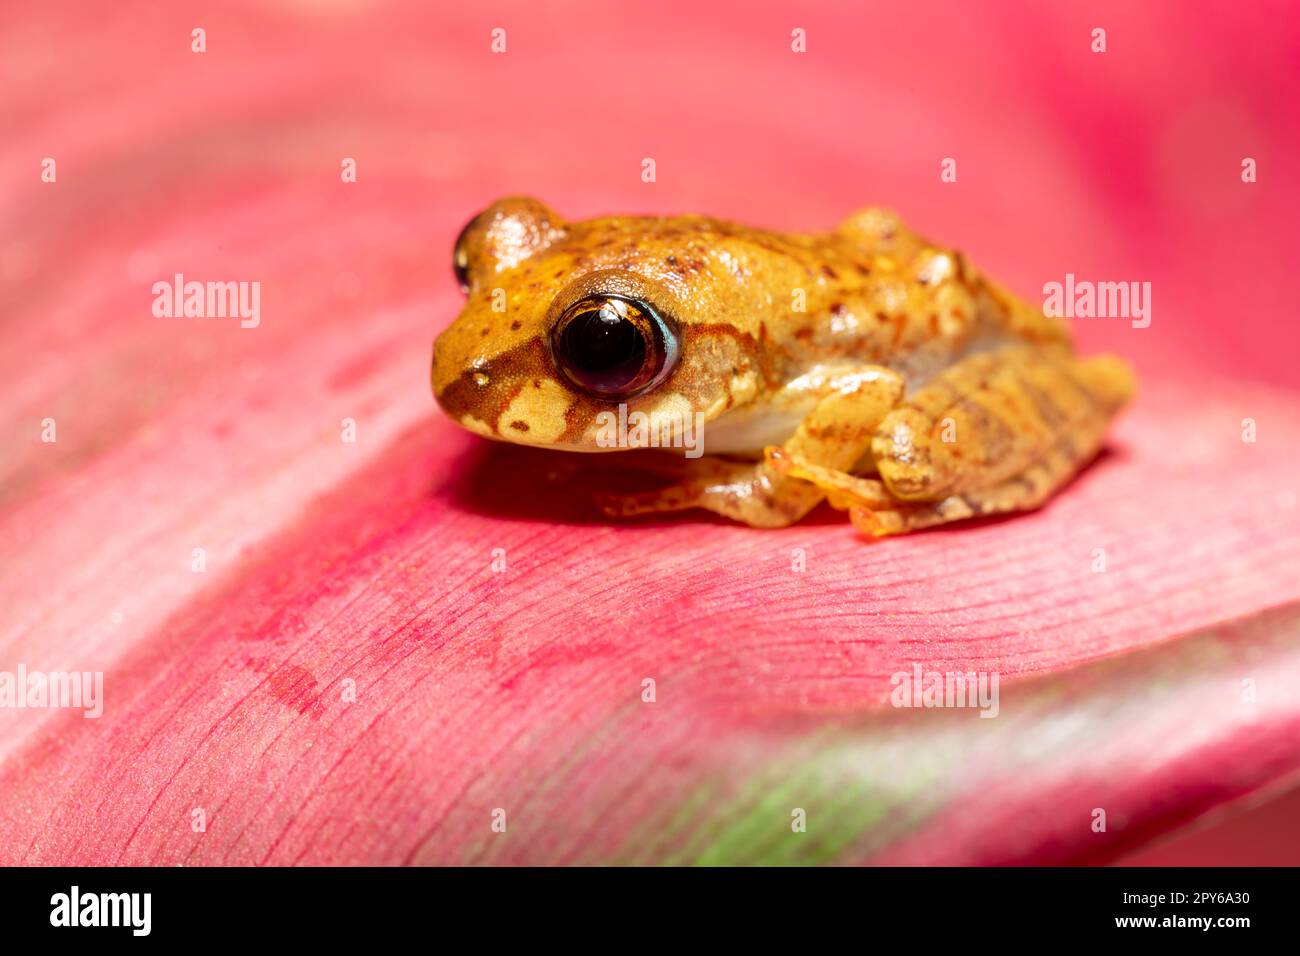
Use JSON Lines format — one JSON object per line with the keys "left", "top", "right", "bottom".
{"left": 432, "top": 197, "right": 766, "bottom": 451}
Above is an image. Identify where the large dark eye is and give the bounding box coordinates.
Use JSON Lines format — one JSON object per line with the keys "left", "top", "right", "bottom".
{"left": 550, "top": 295, "right": 678, "bottom": 398}
{"left": 452, "top": 215, "right": 476, "bottom": 295}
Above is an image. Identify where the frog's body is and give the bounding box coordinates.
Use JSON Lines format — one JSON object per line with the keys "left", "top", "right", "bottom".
{"left": 432, "top": 197, "right": 1134, "bottom": 535}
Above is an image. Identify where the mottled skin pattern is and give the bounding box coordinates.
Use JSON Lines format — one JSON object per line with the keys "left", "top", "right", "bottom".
{"left": 432, "top": 197, "right": 1134, "bottom": 535}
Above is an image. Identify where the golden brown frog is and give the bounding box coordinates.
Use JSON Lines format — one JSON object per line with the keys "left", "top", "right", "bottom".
{"left": 432, "top": 197, "right": 1134, "bottom": 535}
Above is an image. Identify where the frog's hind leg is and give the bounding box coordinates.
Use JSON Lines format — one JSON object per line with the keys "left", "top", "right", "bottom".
{"left": 769, "top": 424, "right": 1113, "bottom": 537}
{"left": 596, "top": 367, "right": 905, "bottom": 528}
{"left": 843, "top": 345, "right": 1133, "bottom": 535}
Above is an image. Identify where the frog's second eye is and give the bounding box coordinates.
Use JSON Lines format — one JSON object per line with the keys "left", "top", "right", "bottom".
{"left": 452, "top": 215, "right": 476, "bottom": 295}
{"left": 550, "top": 295, "right": 678, "bottom": 399}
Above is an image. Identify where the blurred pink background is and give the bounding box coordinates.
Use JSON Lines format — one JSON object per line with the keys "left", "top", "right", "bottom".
{"left": 2, "top": 1, "right": 1298, "bottom": 864}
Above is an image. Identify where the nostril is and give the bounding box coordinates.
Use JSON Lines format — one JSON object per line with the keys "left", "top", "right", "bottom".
{"left": 468, "top": 359, "right": 493, "bottom": 388}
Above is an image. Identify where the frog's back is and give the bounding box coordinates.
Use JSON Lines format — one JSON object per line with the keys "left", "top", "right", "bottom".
{"left": 668, "top": 207, "right": 1071, "bottom": 389}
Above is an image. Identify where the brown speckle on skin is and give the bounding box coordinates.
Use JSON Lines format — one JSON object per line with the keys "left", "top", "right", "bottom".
{"left": 955, "top": 250, "right": 971, "bottom": 281}
{"left": 511, "top": 320, "right": 522, "bottom": 330}
{"left": 509, "top": 420, "right": 530, "bottom": 432}
{"left": 890, "top": 313, "right": 907, "bottom": 348}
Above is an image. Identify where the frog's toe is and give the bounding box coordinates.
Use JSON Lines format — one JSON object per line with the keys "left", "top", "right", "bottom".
{"left": 595, "top": 467, "right": 808, "bottom": 528}
{"left": 763, "top": 447, "right": 893, "bottom": 510}
{"left": 595, "top": 488, "right": 695, "bottom": 519}
{"left": 848, "top": 504, "right": 934, "bottom": 537}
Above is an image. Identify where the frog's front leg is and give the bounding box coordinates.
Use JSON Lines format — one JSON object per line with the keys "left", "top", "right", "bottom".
{"left": 769, "top": 345, "right": 1135, "bottom": 535}
{"left": 597, "top": 368, "right": 905, "bottom": 527}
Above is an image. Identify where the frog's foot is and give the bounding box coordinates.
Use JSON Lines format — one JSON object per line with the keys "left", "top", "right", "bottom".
{"left": 764, "top": 447, "right": 1009, "bottom": 537}
{"left": 759, "top": 449, "right": 961, "bottom": 535}
{"left": 854, "top": 430, "right": 1110, "bottom": 536}
{"left": 595, "top": 457, "right": 821, "bottom": 528}
{"left": 597, "top": 367, "right": 907, "bottom": 529}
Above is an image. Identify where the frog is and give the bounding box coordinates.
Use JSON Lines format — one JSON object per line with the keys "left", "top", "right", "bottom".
{"left": 431, "top": 196, "right": 1135, "bottom": 536}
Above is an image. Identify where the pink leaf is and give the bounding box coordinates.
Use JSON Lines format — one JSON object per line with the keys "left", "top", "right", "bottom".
{"left": 2, "top": 0, "right": 1298, "bottom": 864}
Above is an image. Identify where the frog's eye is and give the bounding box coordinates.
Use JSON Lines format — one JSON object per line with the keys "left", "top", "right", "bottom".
{"left": 452, "top": 215, "right": 476, "bottom": 295}
{"left": 550, "top": 295, "right": 678, "bottom": 399}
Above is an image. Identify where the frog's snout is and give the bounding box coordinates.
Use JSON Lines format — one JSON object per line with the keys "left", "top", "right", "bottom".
{"left": 429, "top": 335, "right": 461, "bottom": 415}
{"left": 430, "top": 334, "right": 467, "bottom": 413}
{"left": 430, "top": 333, "right": 512, "bottom": 438}
{"left": 430, "top": 338, "right": 446, "bottom": 403}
